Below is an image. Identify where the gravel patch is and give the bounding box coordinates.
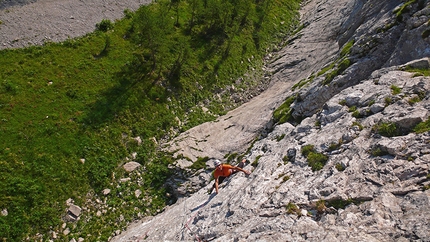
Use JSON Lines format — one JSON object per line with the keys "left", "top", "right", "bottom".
{"left": 0, "top": 0, "right": 151, "bottom": 49}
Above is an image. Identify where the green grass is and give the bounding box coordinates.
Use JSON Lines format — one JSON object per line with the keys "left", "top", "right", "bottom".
{"left": 301, "top": 144, "right": 328, "bottom": 171}
{"left": 414, "top": 117, "right": 430, "bottom": 133}
{"left": 390, "top": 84, "right": 402, "bottom": 95}
{"left": 403, "top": 66, "right": 430, "bottom": 76}
{"left": 373, "top": 121, "right": 403, "bottom": 137}
{"left": 273, "top": 94, "right": 297, "bottom": 124}
{"left": 394, "top": 0, "right": 417, "bottom": 22}
{"left": 340, "top": 40, "right": 355, "bottom": 58}
{"left": 292, "top": 75, "right": 315, "bottom": 91}
{"left": 0, "top": 0, "right": 302, "bottom": 240}
{"left": 286, "top": 202, "right": 301, "bottom": 215}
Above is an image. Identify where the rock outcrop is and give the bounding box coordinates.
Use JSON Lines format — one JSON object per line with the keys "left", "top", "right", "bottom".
{"left": 112, "top": 0, "right": 430, "bottom": 241}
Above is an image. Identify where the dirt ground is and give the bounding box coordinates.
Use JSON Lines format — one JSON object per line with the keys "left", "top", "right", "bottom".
{"left": 0, "top": 0, "right": 150, "bottom": 49}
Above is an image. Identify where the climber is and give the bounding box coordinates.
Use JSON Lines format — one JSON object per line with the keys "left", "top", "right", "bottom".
{"left": 208, "top": 159, "right": 251, "bottom": 194}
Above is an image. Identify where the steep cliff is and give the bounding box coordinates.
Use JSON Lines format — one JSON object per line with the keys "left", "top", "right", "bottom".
{"left": 112, "top": 0, "right": 430, "bottom": 241}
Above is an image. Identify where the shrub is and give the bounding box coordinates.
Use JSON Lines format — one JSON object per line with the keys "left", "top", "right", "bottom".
{"left": 307, "top": 152, "right": 328, "bottom": 171}
{"left": 370, "top": 146, "right": 389, "bottom": 157}
{"left": 276, "top": 134, "right": 286, "bottom": 141}
{"left": 335, "top": 163, "right": 345, "bottom": 171}
{"left": 301, "top": 144, "right": 315, "bottom": 157}
{"left": 326, "top": 198, "right": 356, "bottom": 209}
{"left": 384, "top": 96, "right": 393, "bottom": 106}
{"left": 374, "top": 122, "right": 401, "bottom": 137}
{"left": 123, "top": 9, "right": 134, "bottom": 19}
{"left": 348, "top": 106, "right": 357, "bottom": 112}
{"left": 302, "top": 144, "right": 328, "bottom": 171}
{"left": 96, "top": 19, "right": 114, "bottom": 32}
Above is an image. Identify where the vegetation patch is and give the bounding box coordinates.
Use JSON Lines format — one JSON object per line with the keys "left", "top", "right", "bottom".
{"left": 282, "top": 155, "right": 290, "bottom": 164}
{"left": 413, "top": 117, "right": 430, "bottom": 133}
{"left": 384, "top": 96, "right": 393, "bottom": 106}
{"left": 370, "top": 145, "right": 390, "bottom": 157}
{"left": 251, "top": 155, "right": 262, "bottom": 168}
{"left": 394, "top": 0, "right": 417, "bottom": 22}
{"left": 390, "top": 84, "right": 402, "bottom": 95}
{"left": 322, "top": 58, "right": 352, "bottom": 85}
{"left": 327, "top": 140, "right": 342, "bottom": 152}
{"left": 352, "top": 121, "right": 364, "bottom": 130}
{"left": 326, "top": 198, "right": 356, "bottom": 209}
{"left": 316, "top": 199, "right": 327, "bottom": 213}
{"left": 335, "top": 163, "right": 345, "bottom": 171}
{"left": 273, "top": 94, "right": 297, "bottom": 124}
{"left": 340, "top": 40, "right": 355, "bottom": 57}
{"left": 301, "top": 144, "right": 328, "bottom": 171}
{"left": 372, "top": 121, "right": 402, "bottom": 137}
{"left": 276, "top": 134, "right": 286, "bottom": 142}
{"left": 286, "top": 202, "right": 301, "bottom": 216}
{"left": 292, "top": 75, "right": 315, "bottom": 91}
{"left": 403, "top": 66, "right": 430, "bottom": 76}
{"left": 407, "top": 91, "right": 426, "bottom": 105}
{"left": 95, "top": 19, "right": 114, "bottom": 32}
{"left": 189, "top": 156, "right": 210, "bottom": 170}
{"left": 224, "top": 152, "right": 241, "bottom": 163}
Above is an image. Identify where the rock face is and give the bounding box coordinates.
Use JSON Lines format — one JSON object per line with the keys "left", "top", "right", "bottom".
{"left": 112, "top": 0, "right": 430, "bottom": 241}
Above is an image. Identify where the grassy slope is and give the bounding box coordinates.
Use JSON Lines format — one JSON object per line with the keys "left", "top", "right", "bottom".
{"left": 0, "top": 0, "right": 301, "bottom": 240}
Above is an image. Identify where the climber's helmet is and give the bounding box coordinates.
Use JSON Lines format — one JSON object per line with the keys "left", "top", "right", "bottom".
{"left": 213, "top": 159, "right": 221, "bottom": 168}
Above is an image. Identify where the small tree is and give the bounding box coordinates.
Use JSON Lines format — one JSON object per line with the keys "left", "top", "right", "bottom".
{"left": 96, "top": 19, "right": 114, "bottom": 32}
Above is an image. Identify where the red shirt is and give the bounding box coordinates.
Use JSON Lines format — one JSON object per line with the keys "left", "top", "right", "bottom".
{"left": 214, "top": 164, "right": 234, "bottom": 178}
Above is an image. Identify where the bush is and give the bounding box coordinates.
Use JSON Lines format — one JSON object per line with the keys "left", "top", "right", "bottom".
{"left": 96, "top": 19, "right": 114, "bottom": 32}
{"left": 307, "top": 152, "right": 328, "bottom": 171}
{"left": 335, "top": 163, "right": 345, "bottom": 171}
{"left": 374, "top": 122, "right": 401, "bottom": 137}
{"left": 301, "top": 144, "right": 328, "bottom": 171}
{"left": 370, "top": 146, "right": 389, "bottom": 157}
{"left": 301, "top": 144, "right": 315, "bottom": 157}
